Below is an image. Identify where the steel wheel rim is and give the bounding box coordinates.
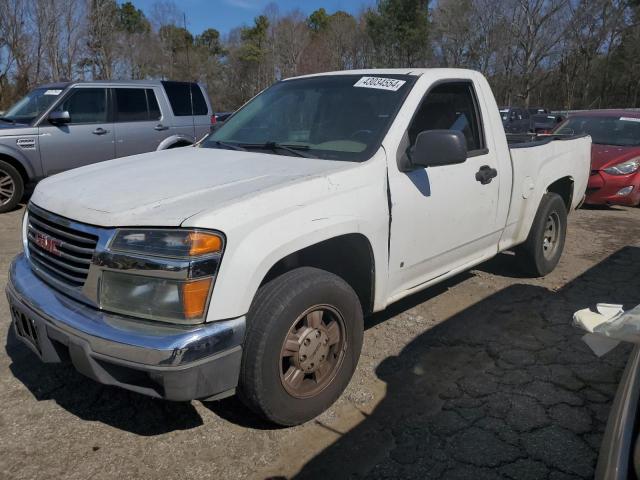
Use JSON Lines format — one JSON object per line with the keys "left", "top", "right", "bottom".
{"left": 0, "top": 170, "right": 15, "bottom": 206}
{"left": 542, "top": 212, "right": 560, "bottom": 260}
{"left": 279, "top": 304, "right": 347, "bottom": 399}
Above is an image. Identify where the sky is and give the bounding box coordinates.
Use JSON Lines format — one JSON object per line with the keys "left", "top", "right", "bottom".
{"left": 130, "top": 0, "right": 377, "bottom": 36}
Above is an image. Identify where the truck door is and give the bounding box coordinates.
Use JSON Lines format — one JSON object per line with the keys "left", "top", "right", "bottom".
{"left": 38, "top": 87, "right": 115, "bottom": 176}
{"left": 387, "top": 80, "right": 501, "bottom": 298}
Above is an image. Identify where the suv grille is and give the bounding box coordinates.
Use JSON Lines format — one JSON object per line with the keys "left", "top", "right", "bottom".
{"left": 27, "top": 209, "right": 98, "bottom": 287}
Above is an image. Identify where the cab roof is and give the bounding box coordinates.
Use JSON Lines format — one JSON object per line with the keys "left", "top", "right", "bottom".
{"left": 285, "top": 68, "right": 480, "bottom": 81}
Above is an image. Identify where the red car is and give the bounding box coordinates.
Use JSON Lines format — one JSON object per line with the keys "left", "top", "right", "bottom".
{"left": 554, "top": 110, "right": 640, "bottom": 206}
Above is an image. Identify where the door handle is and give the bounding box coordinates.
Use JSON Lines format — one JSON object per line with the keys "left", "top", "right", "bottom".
{"left": 92, "top": 127, "right": 109, "bottom": 135}
{"left": 154, "top": 124, "right": 169, "bottom": 131}
{"left": 475, "top": 165, "right": 498, "bottom": 185}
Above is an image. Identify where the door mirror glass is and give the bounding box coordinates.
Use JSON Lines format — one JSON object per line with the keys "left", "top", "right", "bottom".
{"left": 410, "top": 130, "right": 467, "bottom": 168}
{"left": 48, "top": 110, "right": 71, "bottom": 125}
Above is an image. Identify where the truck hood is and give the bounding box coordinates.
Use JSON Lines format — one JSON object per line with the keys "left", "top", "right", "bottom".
{"left": 31, "top": 147, "right": 358, "bottom": 227}
{"left": 591, "top": 144, "right": 640, "bottom": 170}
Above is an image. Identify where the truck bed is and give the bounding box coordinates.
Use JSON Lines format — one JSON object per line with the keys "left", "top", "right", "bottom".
{"left": 498, "top": 134, "right": 592, "bottom": 251}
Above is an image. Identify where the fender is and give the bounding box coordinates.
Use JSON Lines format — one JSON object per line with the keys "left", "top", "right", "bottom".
{"left": 205, "top": 215, "right": 388, "bottom": 322}
{"left": 184, "top": 150, "right": 392, "bottom": 322}
{"left": 156, "top": 134, "right": 194, "bottom": 150}
{"left": 0, "top": 143, "right": 38, "bottom": 180}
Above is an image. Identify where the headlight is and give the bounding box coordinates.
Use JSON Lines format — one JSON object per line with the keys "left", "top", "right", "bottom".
{"left": 101, "top": 271, "right": 212, "bottom": 323}
{"left": 100, "top": 228, "right": 224, "bottom": 324}
{"left": 603, "top": 158, "right": 640, "bottom": 176}
{"left": 110, "top": 229, "right": 223, "bottom": 257}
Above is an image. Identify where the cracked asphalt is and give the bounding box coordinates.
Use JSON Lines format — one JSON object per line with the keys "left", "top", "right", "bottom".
{"left": 1, "top": 202, "right": 640, "bottom": 480}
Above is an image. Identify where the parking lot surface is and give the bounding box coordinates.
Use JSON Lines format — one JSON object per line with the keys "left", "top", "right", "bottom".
{"left": 1, "top": 203, "right": 640, "bottom": 479}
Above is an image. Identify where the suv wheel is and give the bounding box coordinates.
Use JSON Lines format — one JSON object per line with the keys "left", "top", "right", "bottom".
{"left": 517, "top": 192, "right": 567, "bottom": 276}
{"left": 0, "top": 160, "right": 24, "bottom": 213}
{"left": 238, "top": 267, "right": 363, "bottom": 426}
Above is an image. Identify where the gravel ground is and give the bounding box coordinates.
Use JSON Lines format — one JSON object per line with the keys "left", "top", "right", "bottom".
{"left": 1, "top": 202, "right": 639, "bottom": 480}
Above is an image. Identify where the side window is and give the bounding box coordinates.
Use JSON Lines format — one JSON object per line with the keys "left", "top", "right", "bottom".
{"left": 407, "top": 82, "right": 485, "bottom": 152}
{"left": 162, "top": 81, "right": 192, "bottom": 116}
{"left": 147, "top": 89, "right": 161, "bottom": 120}
{"left": 57, "top": 88, "right": 107, "bottom": 124}
{"left": 115, "top": 88, "right": 148, "bottom": 122}
{"left": 191, "top": 85, "right": 208, "bottom": 115}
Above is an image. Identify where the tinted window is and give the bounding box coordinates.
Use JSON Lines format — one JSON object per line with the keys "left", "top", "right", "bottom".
{"left": 191, "top": 86, "right": 208, "bottom": 115}
{"left": 147, "top": 90, "right": 161, "bottom": 120}
{"left": 162, "top": 81, "right": 209, "bottom": 116}
{"left": 408, "top": 82, "right": 485, "bottom": 151}
{"left": 162, "top": 81, "right": 192, "bottom": 116}
{"left": 57, "top": 88, "right": 107, "bottom": 124}
{"left": 115, "top": 88, "right": 148, "bottom": 122}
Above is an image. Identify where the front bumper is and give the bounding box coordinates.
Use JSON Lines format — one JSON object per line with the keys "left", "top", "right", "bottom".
{"left": 586, "top": 171, "right": 640, "bottom": 206}
{"left": 6, "top": 253, "right": 245, "bottom": 401}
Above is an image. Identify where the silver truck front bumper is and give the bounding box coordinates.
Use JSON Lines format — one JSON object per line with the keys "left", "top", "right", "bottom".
{"left": 6, "top": 253, "right": 245, "bottom": 401}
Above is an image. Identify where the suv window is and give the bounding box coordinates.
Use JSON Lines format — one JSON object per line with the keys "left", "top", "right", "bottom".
{"left": 408, "top": 82, "right": 485, "bottom": 152}
{"left": 114, "top": 88, "right": 162, "bottom": 122}
{"left": 147, "top": 90, "right": 161, "bottom": 120}
{"left": 56, "top": 88, "right": 107, "bottom": 124}
{"left": 191, "top": 86, "right": 208, "bottom": 115}
{"left": 161, "top": 81, "right": 208, "bottom": 116}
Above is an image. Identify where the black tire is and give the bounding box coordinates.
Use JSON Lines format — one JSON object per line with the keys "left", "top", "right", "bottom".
{"left": 517, "top": 192, "right": 567, "bottom": 277}
{"left": 0, "top": 160, "right": 24, "bottom": 213}
{"left": 238, "top": 267, "right": 364, "bottom": 426}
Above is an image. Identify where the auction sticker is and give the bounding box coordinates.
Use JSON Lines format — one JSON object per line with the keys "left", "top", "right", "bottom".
{"left": 620, "top": 116, "right": 640, "bottom": 123}
{"left": 354, "top": 77, "right": 406, "bottom": 91}
{"left": 44, "top": 89, "right": 62, "bottom": 96}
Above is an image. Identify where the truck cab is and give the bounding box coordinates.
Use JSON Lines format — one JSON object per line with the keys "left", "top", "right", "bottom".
{"left": 6, "top": 69, "right": 591, "bottom": 425}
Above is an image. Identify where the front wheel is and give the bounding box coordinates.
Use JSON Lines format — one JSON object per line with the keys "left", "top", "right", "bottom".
{"left": 0, "top": 160, "right": 24, "bottom": 213}
{"left": 516, "top": 192, "right": 567, "bottom": 277}
{"left": 238, "top": 267, "right": 363, "bottom": 426}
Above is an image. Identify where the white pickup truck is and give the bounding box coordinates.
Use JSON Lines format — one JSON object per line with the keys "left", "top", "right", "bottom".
{"left": 6, "top": 69, "right": 590, "bottom": 425}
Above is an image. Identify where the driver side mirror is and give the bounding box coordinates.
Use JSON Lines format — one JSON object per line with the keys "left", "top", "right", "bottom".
{"left": 48, "top": 110, "right": 71, "bottom": 125}
{"left": 410, "top": 130, "right": 467, "bottom": 169}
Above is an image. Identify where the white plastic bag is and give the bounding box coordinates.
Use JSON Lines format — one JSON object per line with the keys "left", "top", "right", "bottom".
{"left": 573, "top": 303, "right": 640, "bottom": 356}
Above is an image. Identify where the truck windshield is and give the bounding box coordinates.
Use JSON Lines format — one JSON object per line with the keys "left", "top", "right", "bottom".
{"left": 2, "top": 88, "right": 64, "bottom": 124}
{"left": 202, "top": 74, "right": 416, "bottom": 161}
{"left": 555, "top": 115, "right": 640, "bottom": 147}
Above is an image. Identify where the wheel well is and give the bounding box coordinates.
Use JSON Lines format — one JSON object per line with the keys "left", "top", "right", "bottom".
{"left": 546, "top": 176, "right": 573, "bottom": 210}
{"left": 0, "top": 154, "right": 29, "bottom": 184}
{"left": 261, "top": 234, "right": 375, "bottom": 315}
{"left": 167, "top": 141, "right": 191, "bottom": 149}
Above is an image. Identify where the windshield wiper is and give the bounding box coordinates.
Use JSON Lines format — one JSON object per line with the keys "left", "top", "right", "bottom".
{"left": 212, "top": 140, "right": 246, "bottom": 151}
{"left": 239, "top": 141, "right": 317, "bottom": 159}
{"left": 0, "top": 116, "right": 15, "bottom": 124}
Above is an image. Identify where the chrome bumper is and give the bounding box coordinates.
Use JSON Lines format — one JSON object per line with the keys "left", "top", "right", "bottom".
{"left": 6, "top": 253, "right": 245, "bottom": 401}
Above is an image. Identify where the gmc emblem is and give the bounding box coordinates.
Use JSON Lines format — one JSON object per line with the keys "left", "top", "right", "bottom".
{"left": 34, "top": 232, "right": 62, "bottom": 256}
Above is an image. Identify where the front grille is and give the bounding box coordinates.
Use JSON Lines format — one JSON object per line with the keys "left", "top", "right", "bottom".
{"left": 27, "top": 209, "right": 98, "bottom": 287}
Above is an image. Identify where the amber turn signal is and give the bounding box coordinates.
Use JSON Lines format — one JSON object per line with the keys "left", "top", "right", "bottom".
{"left": 182, "top": 278, "right": 213, "bottom": 319}
{"left": 188, "top": 232, "right": 223, "bottom": 256}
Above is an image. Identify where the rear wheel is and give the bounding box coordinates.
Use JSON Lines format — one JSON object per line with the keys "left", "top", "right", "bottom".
{"left": 0, "top": 160, "right": 24, "bottom": 214}
{"left": 238, "top": 267, "right": 363, "bottom": 426}
{"left": 516, "top": 192, "right": 567, "bottom": 276}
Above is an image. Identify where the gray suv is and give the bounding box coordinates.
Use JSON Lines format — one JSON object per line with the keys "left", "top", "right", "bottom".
{"left": 0, "top": 80, "right": 213, "bottom": 212}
